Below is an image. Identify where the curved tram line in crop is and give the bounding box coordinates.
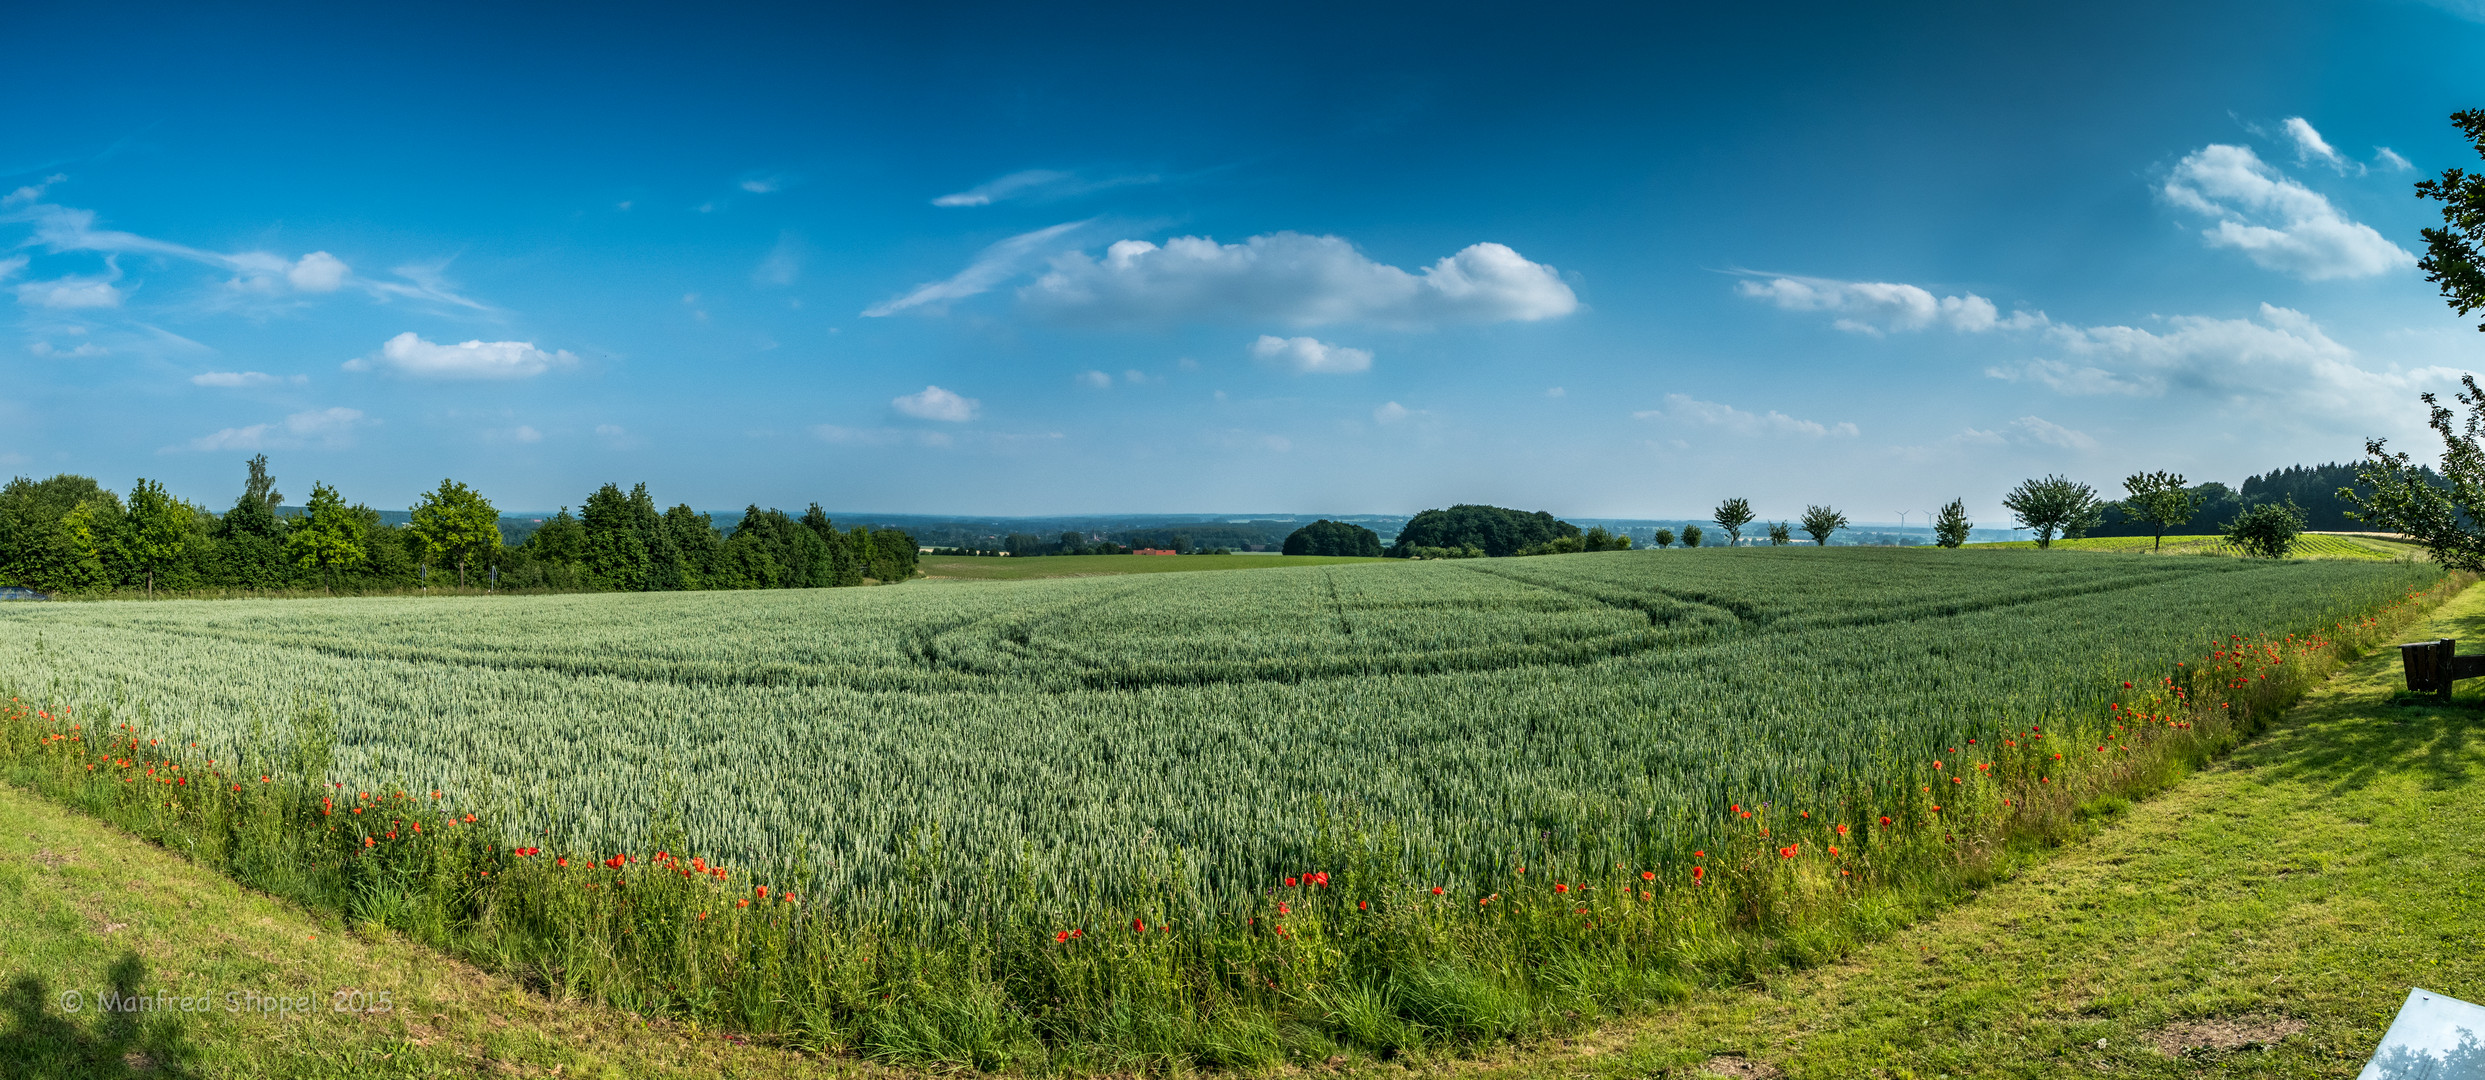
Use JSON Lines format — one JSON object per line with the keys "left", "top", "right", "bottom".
{"left": 0, "top": 547, "right": 2452, "bottom": 1068}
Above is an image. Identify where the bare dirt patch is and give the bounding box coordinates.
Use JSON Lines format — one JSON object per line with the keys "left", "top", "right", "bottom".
{"left": 2146, "top": 1014, "right": 2307, "bottom": 1056}
{"left": 1700, "top": 1055, "right": 1784, "bottom": 1078}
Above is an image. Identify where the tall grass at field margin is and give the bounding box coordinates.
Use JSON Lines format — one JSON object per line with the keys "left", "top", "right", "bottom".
{"left": 0, "top": 572, "right": 2467, "bottom": 1073}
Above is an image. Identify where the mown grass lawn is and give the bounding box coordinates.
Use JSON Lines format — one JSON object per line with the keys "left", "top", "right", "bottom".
{"left": 0, "top": 781, "right": 880, "bottom": 1080}
{"left": 1443, "top": 582, "right": 2485, "bottom": 1080}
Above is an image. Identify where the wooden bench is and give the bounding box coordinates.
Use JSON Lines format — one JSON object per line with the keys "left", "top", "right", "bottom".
{"left": 2397, "top": 638, "right": 2485, "bottom": 701}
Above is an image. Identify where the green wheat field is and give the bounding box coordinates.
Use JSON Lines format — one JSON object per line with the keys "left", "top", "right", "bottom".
{"left": 0, "top": 546, "right": 2445, "bottom": 1067}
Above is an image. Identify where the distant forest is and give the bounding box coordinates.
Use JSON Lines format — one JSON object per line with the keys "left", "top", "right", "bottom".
{"left": 2086, "top": 462, "right": 2422, "bottom": 537}
{"left": 0, "top": 457, "right": 917, "bottom": 597}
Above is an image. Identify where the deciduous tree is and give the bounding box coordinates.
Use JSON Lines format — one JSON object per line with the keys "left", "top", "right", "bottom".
{"left": 2225, "top": 499, "right": 2306, "bottom": 559}
{"left": 2119, "top": 471, "right": 2202, "bottom": 552}
{"left": 2002, "top": 475, "right": 2104, "bottom": 549}
{"left": 2416, "top": 108, "right": 2485, "bottom": 332}
{"left": 119, "top": 478, "right": 194, "bottom": 596}
{"left": 285, "top": 482, "right": 366, "bottom": 592}
{"left": 408, "top": 479, "right": 501, "bottom": 588}
{"left": 1800, "top": 505, "right": 1847, "bottom": 546}
{"left": 1711, "top": 498, "right": 1753, "bottom": 546}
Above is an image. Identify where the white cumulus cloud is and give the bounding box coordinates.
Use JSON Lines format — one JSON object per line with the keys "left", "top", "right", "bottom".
{"left": 892, "top": 385, "right": 980, "bottom": 422}
{"left": 2161, "top": 144, "right": 2412, "bottom": 279}
{"left": 1252, "top": 335, "right": 1373, "bottom": 374}
{"left": 1632, "top": 394, "right": 1858, "bottom": 438}
{"left": 1988, "top": 303, "right": 2469, "bottom": 430}
{"left": 1021, "top": 233, "right": 1577, "bottom": 328}
{"left": 286, "top": 251, "right": 349, "bottom": 292}
{"left": 346, "top": 332, "right": 579, "bottom": 380}
{"left": 1736, "top": 274, "right": 2044, "bottom": 335}
{"left": 1076, "top": 369, "right": 1113, "bottom": 389}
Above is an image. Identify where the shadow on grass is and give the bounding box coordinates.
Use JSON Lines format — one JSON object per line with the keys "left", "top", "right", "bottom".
{"left": 2231, "top": 648, "right": 2482, "bottom": 798}
{"left": 0, "top": 953, "right": 199, "bottom": 1079}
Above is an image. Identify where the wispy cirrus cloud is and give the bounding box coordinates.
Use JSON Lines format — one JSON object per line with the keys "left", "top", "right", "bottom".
{"left": 931, "top": 168, "right": 1158, "bottom": 207}
{"left": 752, "top": 231, "right": 804, "bottom": 286}
{"left": 174, "top": 406, "right": 369, "bottom": 452}
{"left": 1633, "top": 393, "right": 1858, "bottom": 438}
{"left": 29, "top": 340, "right": 108, "bottom": 358}
{"left": 1960, "top": 415, "right": 2096, "bottom": 450}
{"left": 863, "top": 221, "right": 1092, "bottom": 316}
{"left": 14, "top": 258, "right": 125, "bottom": 309}
{"left": 191, "top": 370, "right": 305, "bottom": 387}
{"left": 2, "top": 192, "right": 489, "bottom": 309}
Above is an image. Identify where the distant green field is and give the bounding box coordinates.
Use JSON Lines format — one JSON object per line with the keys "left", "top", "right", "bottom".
{"left": 920, "top": 551, "right": 1388, "bottom": 579}
{"left": 1969, "top": 532, "right": 2419, "bottom": 560}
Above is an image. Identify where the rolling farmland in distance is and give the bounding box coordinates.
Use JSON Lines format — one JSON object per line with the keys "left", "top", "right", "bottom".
{"left": 918, "top": 551, "right": 1387, "bottom": 580}
{"left": 0, "top": 546, "right": 2452, "bottom": 1066}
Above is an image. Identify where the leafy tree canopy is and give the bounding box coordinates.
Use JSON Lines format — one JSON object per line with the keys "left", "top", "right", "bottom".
{"left": 2119, "top": 471, "right": 2203, "bottom": 552}
{"left": 1800, "top": 505, "right": 1847, "bottom": 546}
{"left": 1389, "top": 504, "right": 1580, "bottom": 557}
{"left": 2003, "top": 475, "right": 2105, "bottom": 549}
{"left": 1712, "top": 498, "right": 1754, "bottom": 545}
{"left": 1283, "top": 519, "right": 1383, "bottom": 557}
{"left": 2225, "top": 499, "right": 2306, "bottom": 559}
{"left": 1934, "top": 499, "right": 1973, "bottom": 549}
{"left": 408, "top": 478, "right": 501, "bottom": 587}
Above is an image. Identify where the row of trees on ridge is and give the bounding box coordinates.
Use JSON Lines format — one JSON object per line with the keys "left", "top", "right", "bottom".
{"left": 0, "top": 456, "right": 919, "bottom": 597}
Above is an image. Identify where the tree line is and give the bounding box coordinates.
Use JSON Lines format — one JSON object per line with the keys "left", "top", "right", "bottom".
{"left": 0, "top": 456, "right": 918, "bottom": 598}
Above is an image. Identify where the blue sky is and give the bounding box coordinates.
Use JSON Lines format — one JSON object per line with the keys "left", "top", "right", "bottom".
{"left": 6, "top": 1, "right": 2485, "bottom": 521}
